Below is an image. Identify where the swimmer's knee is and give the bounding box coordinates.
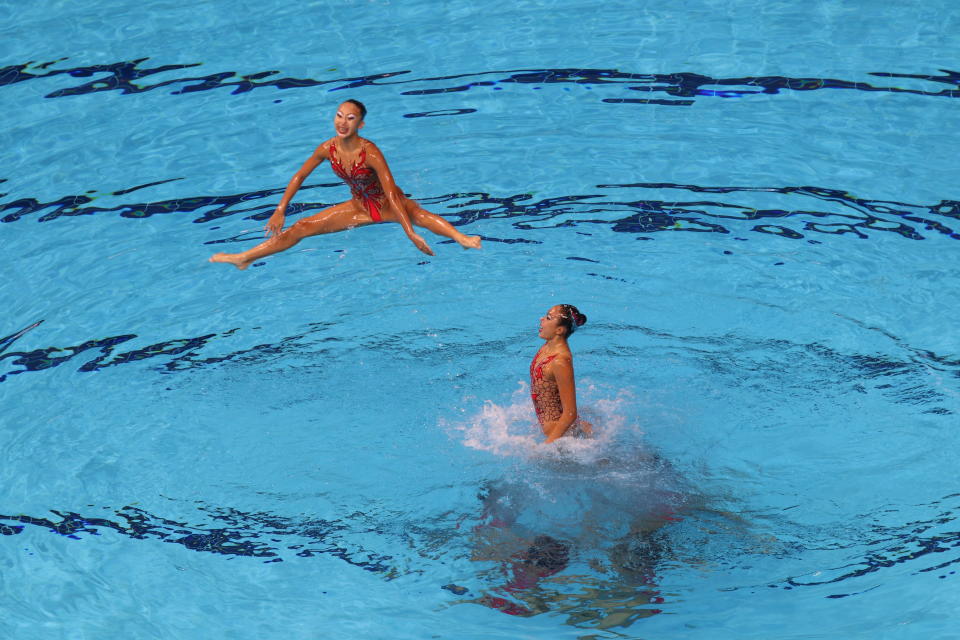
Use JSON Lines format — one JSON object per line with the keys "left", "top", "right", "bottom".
{"left": 408, "top": 208, "right": 429, "bottom": 224}
{"left": 286, "top": 219, "right": 314, "bottom": 238}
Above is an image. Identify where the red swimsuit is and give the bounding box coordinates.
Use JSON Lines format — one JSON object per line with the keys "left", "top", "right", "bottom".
{"left": 328, "top": 141, "right": 386, "bottom": 222}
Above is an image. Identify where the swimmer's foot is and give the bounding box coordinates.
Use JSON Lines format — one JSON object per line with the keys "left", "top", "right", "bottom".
{"left": 458, "top": 235, "right": 482, "bottom": 250}
{"left": 209, "top": 252, "right": 253, "bottom": 270}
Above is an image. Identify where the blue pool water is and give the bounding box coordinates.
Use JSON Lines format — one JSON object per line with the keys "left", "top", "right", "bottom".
{"left": 2, "top": 1, "right": 959, "bottom": 637}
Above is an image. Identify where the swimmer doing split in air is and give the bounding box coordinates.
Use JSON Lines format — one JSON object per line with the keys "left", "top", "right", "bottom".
{"left": 531, "top": 304, "right": 593, "bottom": 443}
{"left": 210, "top": 99, "right": 482, "bottom": 269}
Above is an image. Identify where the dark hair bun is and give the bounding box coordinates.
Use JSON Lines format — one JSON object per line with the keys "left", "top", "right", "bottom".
{"left": 560, "top": 304, "right": 586, "bottom": 330}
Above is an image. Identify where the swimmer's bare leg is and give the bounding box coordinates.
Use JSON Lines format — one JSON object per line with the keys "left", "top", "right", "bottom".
{"left": 407, "top": 202, "right": 482, "bottom": 249}
{"left": 209, "top": 201, "right": 369, "bottom": 270}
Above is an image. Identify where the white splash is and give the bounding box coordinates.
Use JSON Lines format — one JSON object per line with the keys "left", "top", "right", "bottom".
{"left": 448, "top": 381, "right": 641, "bottom": 464}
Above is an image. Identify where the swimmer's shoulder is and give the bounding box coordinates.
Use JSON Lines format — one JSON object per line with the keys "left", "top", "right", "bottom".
{"left": 542, "top": 351, "right": 573, "bottom": 378}
{"left": 361, "top": 139, "right": 386, "bottom": 160}
{"left": 550, "top": 351, "right": 573, "bottom": 368}
{"left": 312, "top": 138, "right": 336, "bottom": 159}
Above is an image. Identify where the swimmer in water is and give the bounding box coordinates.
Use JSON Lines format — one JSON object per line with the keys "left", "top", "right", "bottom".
{"left": 209, "top": 99, "right": 482, "bottom": 269}
{"left": 530, "top": 304, "right": 593, "bottom": 443}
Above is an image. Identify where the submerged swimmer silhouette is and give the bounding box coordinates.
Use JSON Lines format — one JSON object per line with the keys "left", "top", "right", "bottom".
{"left": 209, "top": 99, "right": 482, "bottom": 269}
{"left": 469, "top": 474, "right": 671, "bottom": 619}
{"left": 531, "top": 304, "right": 593, "bottom": 443}
{"left": 478, "top": 534, "right": 571, "bottom": 616}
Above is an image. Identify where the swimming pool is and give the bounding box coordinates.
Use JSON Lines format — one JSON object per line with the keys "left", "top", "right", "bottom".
{"left": 2, "top": 0, "right": 959, "bottom": 637}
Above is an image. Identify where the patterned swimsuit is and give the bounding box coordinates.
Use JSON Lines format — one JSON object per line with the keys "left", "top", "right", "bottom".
{"left": 530, "top": 349, "right": 587, "bottom": 437}
{"left": 530, "top": 350, "right": 557, "bottom": 423}
{"left": 328, "top": 141, "right": 386, "bottom": 222}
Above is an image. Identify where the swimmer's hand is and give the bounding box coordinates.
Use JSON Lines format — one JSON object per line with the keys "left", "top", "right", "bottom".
{"left": 410, "top": 233, "right": 435, "bottom": 256}
{"left": 543, "top": 421, "right": 564, "bottom": 444}
{"left": 543, "top": 419, "right": 591, "bottom": 443}
{"left": 580, "top": 420, "right": 594, "bottom": 437}
{"left": 265, "top": 209, "right": 285, "bottom": 237}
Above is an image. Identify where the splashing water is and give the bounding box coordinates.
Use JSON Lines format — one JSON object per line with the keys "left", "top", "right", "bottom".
{"left": 447, "top": 383, "right": 685, "bottom": 547}
{"left": 452, "top": 381, "right": 640, "bottom": 464}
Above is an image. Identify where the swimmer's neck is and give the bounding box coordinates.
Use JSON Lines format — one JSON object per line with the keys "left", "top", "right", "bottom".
{"left": 335, "top": 134, "right": 363, "bottom": 151}
{"left": 540, "top": 336, "right": 569, "bottom": 352}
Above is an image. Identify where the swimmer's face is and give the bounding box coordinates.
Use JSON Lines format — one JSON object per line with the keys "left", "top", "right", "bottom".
{"left": 538, "top": 305, "right": 567, "bottom": 339}
{"left": 334, "top": 102, "right": 364, "bottom": 138}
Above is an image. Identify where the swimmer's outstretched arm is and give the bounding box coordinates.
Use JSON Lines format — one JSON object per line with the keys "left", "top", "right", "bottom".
{"left": 264, "top": 143, "right": 328, "bottom": 236}
{"left": 543, "top": 356, "right": 580, "bottom": 444}
{"left": 364, "top": 145, "right": 434, "bottom": 256}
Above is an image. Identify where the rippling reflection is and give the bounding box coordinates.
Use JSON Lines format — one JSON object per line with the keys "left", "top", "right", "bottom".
{"left": 0, "top": 502, "right": 393, "bottom": 572}
{"left": 2, "top": 179, "right": 957, "bottom": 245}
{"left": 3, "top": 59, "right": 959, "bottom": 107}
{"left": 740, "top": 495, "right": 960, "bottom": 599}
{"left": 2, "top": 318, "right": 957, "bottom": 417}
{"left": 4, "top": 491, "right": 956, "bottom": 627}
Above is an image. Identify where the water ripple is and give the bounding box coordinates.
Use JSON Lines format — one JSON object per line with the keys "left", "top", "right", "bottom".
{"left": 2, "top": 179, "right": 957, "bottom": 245}
{"left": 0, "top": 502, "right": 393, "bottom": 572}
{"left": 3, "top": 60, "right": 959, "bottom": 107}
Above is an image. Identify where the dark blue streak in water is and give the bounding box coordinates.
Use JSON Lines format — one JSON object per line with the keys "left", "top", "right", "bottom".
{"left": 0, "top": 505, "right": 392, "bottom": 572}
{"left": 2, "top": 498, "right": 959, "bottom": 596}
{"left": 0, "top": 327, "right": 245, "bottom": 382}
{"left": 7, "top": 178, "right": 954, "bottom": 244}
{"left": 0, "top": 323, "right": 329, "bottom": 382}
{"left": 0, "top": 333, "right": 137, "bottom": 382}
{"left": 0, "top": 183, "right": 334, "bottom": 225}
{"left": 603, "top": 98, "right": 695, "bottom": 106}
{"left": 0, "top": 320, "right": 43, "bottom": 355}
{"left": 403, "top": 108, "right": 478, "bottom": 118}
{"left": 3, "top": 319, "right": 957, "bottom": 429}
{"left": 779, "top": 497, "right": 960, "bottom": 597}
{"left": 111, "top": 178, "right": 184, "bottom": 196}
{"left": 2, "top": 59, "right": 959, "bottom": 106}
